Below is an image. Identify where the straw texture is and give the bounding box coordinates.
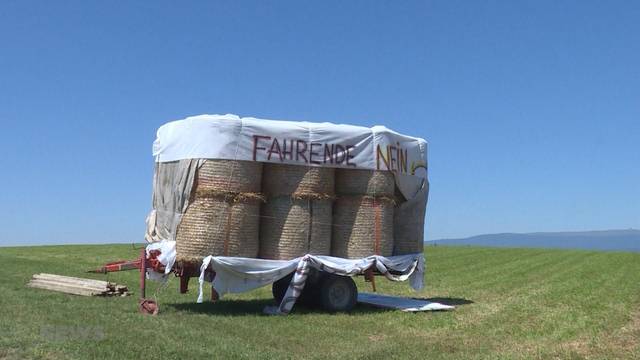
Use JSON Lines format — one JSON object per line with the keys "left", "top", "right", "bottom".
{"left": 175, "top": 196, "right": 261, "bottom": 264}
{"left": 331, "top": 196, "right": 394, "bottom": 258}
{"left": 262, "top": 164, "right": 335, "bottom": 196}
{"left": 259, "top": 196, "right": 332, "bottom": 260}
{"left": 335, "top": 169, "right": 395, "bottom": 196}
{"left": 197, "top": 159, "right": 263, "bottom": 193}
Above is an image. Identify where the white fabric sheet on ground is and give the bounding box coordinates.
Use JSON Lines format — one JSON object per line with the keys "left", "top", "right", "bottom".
{"left": 357, "top": 293, "right": 454, "bottom": 312}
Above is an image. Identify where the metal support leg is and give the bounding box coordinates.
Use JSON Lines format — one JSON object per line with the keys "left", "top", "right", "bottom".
{"left": 139, "top": 248, "right": 146, "bottom": 298}
{"left": 179, "top": 275, "right": 190, "bottom": 294}
{"left": 138, "top": 248, "right": 158, "bottom": 315}
{"left": 211, "top": 287, "right": 219, "bottom": 302}
{"left": 364, "top": 263, "right": 377, "bottom": 292}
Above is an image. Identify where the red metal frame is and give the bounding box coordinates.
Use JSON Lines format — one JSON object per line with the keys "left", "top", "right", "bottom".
{"left": 88, "top": 249, "right": 217, "bottom": 315}
{"left": 88, "top": 249, "right": 165, "bottom": 274}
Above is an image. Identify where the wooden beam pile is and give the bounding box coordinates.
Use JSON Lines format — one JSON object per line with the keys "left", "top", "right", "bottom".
{"left": 27, "top": 273, "right": 130, "bottom": 297}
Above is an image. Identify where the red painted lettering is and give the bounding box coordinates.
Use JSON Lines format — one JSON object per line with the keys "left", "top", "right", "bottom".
{"left": 282, "top": 139, "right": 293, "bottom": 160}
{"left": 253, "top": 135, "right": 271, "bottom": 161}
{"left": 399, "top": 147, "right": 408, "bottom": 173}
{"left": 389, "top": 145, "right": 397, "bottom": 173}
{"left": 345, "top": 145, "right": 356, "bottom": 167}
{"left": 268, "top": 138, "right": 283, "bottom": 161}
{"left": 309, "top": 143, "right": 322, "bottom": 164}
{"left": 323, "top": 144, "right": 334, "bottom": 164}
{"left": 296, "top": 140, "right": 308, "bottom": 163}
{"left": 334, "top": 144, "right": 346, "bottom": 164}
{"left": 376, "top": 144, "right": 389, "bottom": 170}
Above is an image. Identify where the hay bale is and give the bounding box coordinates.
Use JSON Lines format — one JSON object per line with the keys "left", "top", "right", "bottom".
{"left": 259, "top": 196, "right": 332, "bottom": 260}
{"left": 175, "top": 195, "right": 261, "bottom": 264}
{"left": 335, "top": 169, "right": 395, "bottom": 196}
{"left": 262, "top": 164, "right": 334, "bottom": 196}
{"left": 197, "top": 160, "right": 263, "bottom": 193}
{"left": 331, "top": 196, "right": 394, "bottom": 258}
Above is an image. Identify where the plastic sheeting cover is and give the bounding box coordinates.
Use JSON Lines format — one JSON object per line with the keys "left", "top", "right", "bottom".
{"left": 152, "top": 114, "right": 428, "bottom": 200}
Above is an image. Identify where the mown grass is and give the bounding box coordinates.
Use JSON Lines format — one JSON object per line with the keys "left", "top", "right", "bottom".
{"left": 0, "top": 244, "right": 638, "bottom": 359}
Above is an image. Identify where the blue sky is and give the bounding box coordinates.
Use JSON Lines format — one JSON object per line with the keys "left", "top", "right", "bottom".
{"left": 0, "top": 1, "right": 638, "bottom": 245}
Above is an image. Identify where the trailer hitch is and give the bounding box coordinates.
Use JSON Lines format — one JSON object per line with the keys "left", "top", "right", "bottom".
{"left": 87, "top": 249, "right": 165, "bottom": 274}
{"left": 87, "top": 249, "right": 164, "bottom": 315}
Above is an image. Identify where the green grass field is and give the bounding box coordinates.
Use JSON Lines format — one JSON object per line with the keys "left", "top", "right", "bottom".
{"left": 0, "top": 245, "right": 638, "bottom": 359}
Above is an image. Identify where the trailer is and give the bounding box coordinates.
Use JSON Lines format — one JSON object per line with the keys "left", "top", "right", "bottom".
{"left": 90, "top": 242, "right": 425, "bottom": 315}
{"left": 94, "top": 114, "right": 429, "bottom": 315}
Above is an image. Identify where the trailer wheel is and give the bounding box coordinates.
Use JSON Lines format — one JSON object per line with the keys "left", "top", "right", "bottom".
{"left": 319, "top": 274, "right": 357, "bottom": 312}
{"left": 272, "top": 272, "right": 319, "bottom": 308}
{"left": 272, "top": 274, "right": 293, "bottom": 304}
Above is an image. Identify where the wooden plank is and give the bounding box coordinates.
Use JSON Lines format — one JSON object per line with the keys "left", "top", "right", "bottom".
{"left": 29, "top": 278, "right": 107, "bottom": 292}
{"left": 34, "top": 273, "right": 110, "bottom": 287}
{"left": 29, "top": 279, "right": 107, "bottom": 293}
{"left": 27, "top": 273, "right": 129, "bottom": 297}
{"left": 27, "top": 281, "right": 103, "bottom": 297}
{"left": 35, "top": 273, "right": 110, "bottom": 286}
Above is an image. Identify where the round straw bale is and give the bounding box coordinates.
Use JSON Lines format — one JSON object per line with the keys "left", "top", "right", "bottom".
{"left": 331, "top": 196, "right": 394, "bottom": 258}
{"left": 335, "top": 169, "right": 395, "bottom": 196}
{"left": 259, "top": 196, "right": 332, "bottom": 260}
{"left": 197, "top": 159, "right": 262, "bottom": 193}
{"left": 175, "top": 196, "right": 260, "bottom": 264}
{"left": 262, "top": 164, "right": 334, "bottom": 196}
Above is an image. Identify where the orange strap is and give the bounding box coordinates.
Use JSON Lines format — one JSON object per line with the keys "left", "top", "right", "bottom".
{"left": 374, "top": 199, "right": 381, "bottom": 255}
{"left": 307, "top": 201, "right": 313, "bottom": 253}
{"left": 223, "top": 206, "right": 232, "bottom": 256}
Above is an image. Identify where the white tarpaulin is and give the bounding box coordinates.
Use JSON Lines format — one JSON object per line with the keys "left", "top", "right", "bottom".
{"left": 152, "top": 114, "right": 428, "bottom": 200}
{"left": 144, "top": 241, "right": 425, "bottom": 315}
{"left": 357, "top": 293, "right": 454, "bottom": 312}
{"left": 145, "top": 115, "right": 430, "bottom": 245}
{"left": 198, "top": 252, "right": 424, "bottom": 315}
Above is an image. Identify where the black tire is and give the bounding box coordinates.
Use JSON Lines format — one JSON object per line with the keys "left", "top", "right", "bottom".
{"left": 272, "top": 273, "right": 293, "bottom": 304}
{"left": 319, "top": 274, "right": 358, "bottom": 312}
{"left": 272, "top": 273, "right": 315, "bottom": 307}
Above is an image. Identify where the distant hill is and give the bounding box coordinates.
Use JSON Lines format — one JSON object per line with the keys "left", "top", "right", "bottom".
{"left": 428, "top": 229, "right": 640, "bottom": 252}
